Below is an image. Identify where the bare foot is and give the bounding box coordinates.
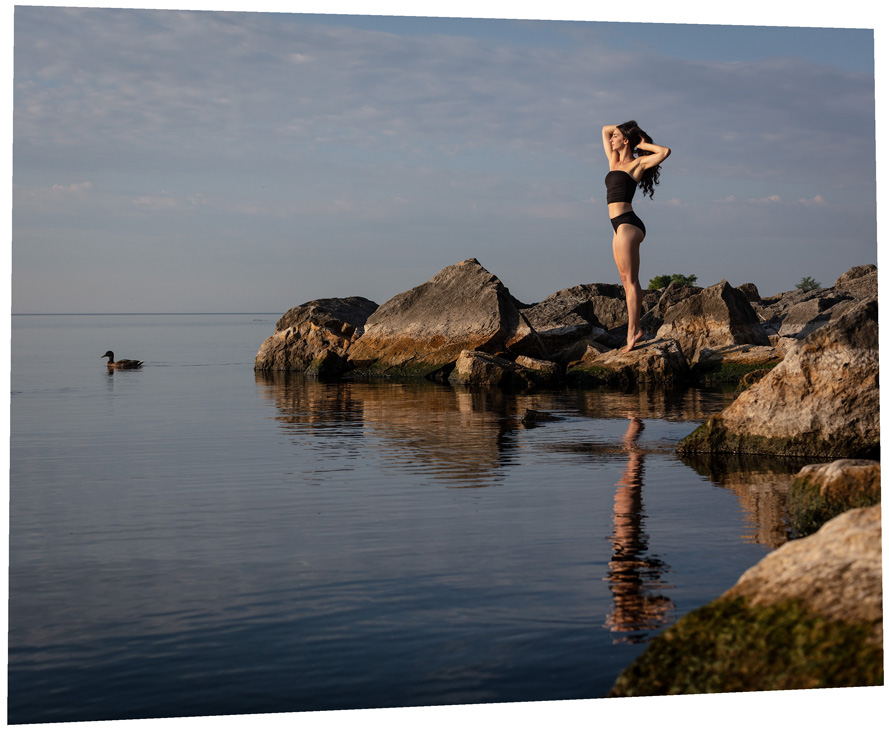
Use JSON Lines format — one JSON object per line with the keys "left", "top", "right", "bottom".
{"left": 622, "top": 329, "right": 643, "bottom": 354}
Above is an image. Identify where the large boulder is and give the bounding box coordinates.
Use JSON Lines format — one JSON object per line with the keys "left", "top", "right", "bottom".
{"left": 609, "top": 504, "right": 883, "bottom": 695}
{"left": 678, "top": 297, "right": 879, "bottom": 458}
{"left": 567, "top": 337, "right": 691, "bottom": 387}
{"left": 254, "top": 296, "right": 379, "bottom": 375}
{"left": 655, "top": 280, "right": 770, "bottom": 364}
{"left": 346, "top": 259, "right": 540, "bottom": 378}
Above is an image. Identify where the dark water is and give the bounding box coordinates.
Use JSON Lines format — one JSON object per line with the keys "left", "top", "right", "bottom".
{"left": 8, "top": 314, "right": 801, "bottom": 724}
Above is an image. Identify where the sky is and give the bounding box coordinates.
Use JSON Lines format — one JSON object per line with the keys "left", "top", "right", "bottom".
{"left": 8, "top": 2, "right": 881, "bottom": 316}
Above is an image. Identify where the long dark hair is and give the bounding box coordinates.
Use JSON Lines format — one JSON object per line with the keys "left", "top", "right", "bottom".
{"left": 618, "top": 120, "right": 661, "bottom": 199}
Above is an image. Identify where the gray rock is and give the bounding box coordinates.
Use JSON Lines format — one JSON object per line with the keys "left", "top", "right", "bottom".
{"left": 255, "top": 296, "right": 379, "bottom": 374}
{"left": 835, "top": 263, "right": 877, "bottom": 289}
{"left": 518, "top": 284, "right": 613, "bottom": 358}
{"left": 656, "top": 280, "right": 770, "bottom": 363}
{"left": 519, "top": 283, "right": 634, "bottom": 357}
{"left": 347, "top": 259, "right": 541, "bottom": 377}
{"left": 755, "top": 287, "right": 829, "bottom": 322}
{"left": 837, "top": 270, "right": 878, "bottom": 300}
{"left": 448, "top": 350, "right": 537, "bottom": 390}
{"left": 776, "top": 294, "right": 854, "bottom": 339}
{"left": 640, "top": 281, "right": 703, "bottom": 334}
{"left": 736, "top": 282, "right": 761, "bottom": 302}
{"left": 568, "top": 337, "right": 691, "bottom": 386}
{"left": 514, "top": 355, "right": 562, "bottom": 379}
{"left": 679, "top": 297, "right": 879, "bottom": 457}
{"left": 692, "top": 344, "right": 782, "bottom": 385}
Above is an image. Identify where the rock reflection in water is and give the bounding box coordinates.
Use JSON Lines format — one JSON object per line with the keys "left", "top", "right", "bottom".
{"left": 253, "top": 372, "right": 524, "bottom": 488}
{"left": 604, "top": 417, "right": 675, "bottom": 644}
{"left": 679, "top": 452, "right": 807, "bottom": 548}
{"left": 573, "top": 385, "right": 736, "bottom": 422}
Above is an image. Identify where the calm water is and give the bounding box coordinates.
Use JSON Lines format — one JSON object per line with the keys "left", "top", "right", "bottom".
{"left": 8, "top": 314, "right": 802, "bottom": 724}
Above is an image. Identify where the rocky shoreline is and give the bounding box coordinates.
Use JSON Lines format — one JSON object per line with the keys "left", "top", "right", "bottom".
{"left": 255, "top": 259, "right": 881, "bottom": 694}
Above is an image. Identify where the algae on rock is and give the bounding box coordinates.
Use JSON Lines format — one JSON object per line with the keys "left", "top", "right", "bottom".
{"left": 609, "top": 504, "right": 883, "bottom": 696}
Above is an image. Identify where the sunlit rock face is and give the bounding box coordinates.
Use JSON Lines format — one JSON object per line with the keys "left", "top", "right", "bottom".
{"left": 679, "top": 297, "right": 879, "bottom": 458}
{"left": 254, "top": 297, "right": 379, "bottom": 375}
{"left": 655, "top": 280, "right": 771, "bottom": 364}
{"left": 346, "top": 258, "right": 541, "bottom": 378}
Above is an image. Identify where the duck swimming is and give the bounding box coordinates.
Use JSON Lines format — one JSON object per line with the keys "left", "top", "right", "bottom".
{"left": 101, "top": 351, "right": 143, "bottom": 369}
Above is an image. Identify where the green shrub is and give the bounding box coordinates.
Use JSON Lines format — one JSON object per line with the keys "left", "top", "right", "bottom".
{"left": 648, "top": 273, "right": 698, "bottom": 290}
{"left": 796, "top": 276, "right": 822, "bottom": 292}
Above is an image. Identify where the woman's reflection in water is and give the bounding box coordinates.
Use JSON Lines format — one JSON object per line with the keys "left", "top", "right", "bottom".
{"left": 604, "top": 416, "right": 675, "bottom": 644}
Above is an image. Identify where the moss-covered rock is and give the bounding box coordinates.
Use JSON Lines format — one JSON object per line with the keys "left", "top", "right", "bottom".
{"left": 565, "top": 363, "right": 623, "bottom": 387}
{"left": 678, "top": 419, "right": 879, "bottom": 459}
{"left": 690, "top": 344, "right": 781, "bottom": 385}
{"left": 609, "top": 595, "right": 883, "bottom": 695}
{"left": 787, "top": 460, "right": 881, "bottom": 537}
{"left": 694, "top": 360, "right": 777, "bottom": 386}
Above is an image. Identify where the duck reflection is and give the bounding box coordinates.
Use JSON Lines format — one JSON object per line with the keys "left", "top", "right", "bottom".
{"left": 604, "top": 416, "right": 675, "bottom": 644}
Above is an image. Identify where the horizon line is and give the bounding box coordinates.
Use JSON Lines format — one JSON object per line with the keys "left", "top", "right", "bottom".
{"left": 10, "top": 312, "right": 283, "bottom": 317}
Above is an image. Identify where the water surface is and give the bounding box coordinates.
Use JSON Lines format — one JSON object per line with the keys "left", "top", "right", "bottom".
{"left": 8, "top": 314, "right": 801, "bottom": 724}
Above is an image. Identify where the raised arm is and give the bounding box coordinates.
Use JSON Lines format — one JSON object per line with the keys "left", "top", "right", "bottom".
{"left": 636, "top": 139, "right": 671, "bottom": 168}
{"left": 602, "top": 125, "right": 620, "bottom": 163}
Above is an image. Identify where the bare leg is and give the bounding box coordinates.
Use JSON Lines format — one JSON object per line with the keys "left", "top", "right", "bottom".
{"left": 612, "top": 223, "right": 645, "bottom": 353}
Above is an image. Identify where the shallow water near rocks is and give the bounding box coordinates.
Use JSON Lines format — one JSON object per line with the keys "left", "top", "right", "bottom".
{"left": 8, "top": 314, "right": 805, "bottom": 724}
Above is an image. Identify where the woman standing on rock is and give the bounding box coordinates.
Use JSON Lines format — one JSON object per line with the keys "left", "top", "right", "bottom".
{"left": 602, "top": 121, "right": 671, "bottom": 353}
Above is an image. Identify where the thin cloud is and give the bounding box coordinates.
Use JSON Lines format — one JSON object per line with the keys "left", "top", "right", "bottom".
{"left": 11, "top": 7, "right": 877, "bottom": 312}
{"left": 799, "top": 194, "right": 828, "bottom": 207}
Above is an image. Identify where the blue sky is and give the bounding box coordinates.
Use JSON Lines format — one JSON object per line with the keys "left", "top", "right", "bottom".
{"left": 9, "top": 2, "right": 880, "bottom": 313}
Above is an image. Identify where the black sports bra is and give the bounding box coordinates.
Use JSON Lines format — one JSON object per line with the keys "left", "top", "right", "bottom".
{"left": 605, "top": 170, "right": 637, "bottom": 204}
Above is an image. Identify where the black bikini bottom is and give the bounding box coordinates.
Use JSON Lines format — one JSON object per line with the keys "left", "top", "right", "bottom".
{"left": 610, "top": 210, "right": 646, "bottom": 236}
